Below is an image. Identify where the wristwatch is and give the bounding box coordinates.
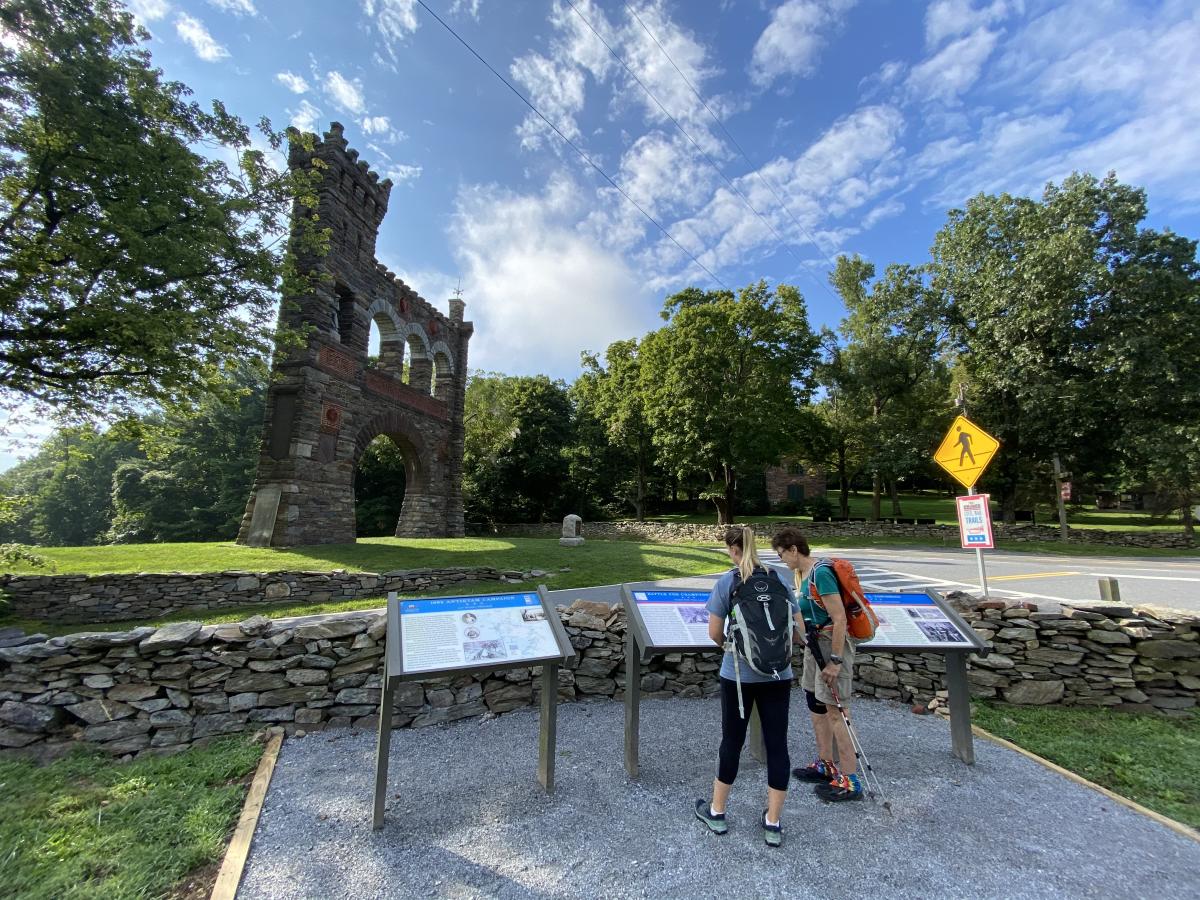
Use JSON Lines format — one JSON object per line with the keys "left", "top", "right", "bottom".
{"left": 828, "top": 654, "right": 843, "bottom": 665}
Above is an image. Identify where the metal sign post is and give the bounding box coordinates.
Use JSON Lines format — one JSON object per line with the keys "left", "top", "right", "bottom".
{"left": 936, "top": 416, "right": 1001, "bottom": 599}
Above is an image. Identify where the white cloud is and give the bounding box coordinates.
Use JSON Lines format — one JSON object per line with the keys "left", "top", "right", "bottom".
{"left": 276, "top": 71, "right": 309, "bottom": 94}
{"left": 925, "top": 0, "right": 1015, "bottom": 48}
{"left": 208, "top": 0, "right": 257, "bottom": 16}
{"left": 450, "top": 0, "right": 482, "bottom": 19}
{"left": 861, "top": 197, "right": 905, "bottom": 229}
{"left": 126, "top": 0, "right": 171, "bottom": 24}
{"left": 289, "top": 99, "right": 322, "bottom": 134}
{"left": 382, "top": 163, "right": 422, "bottom": 184}
{"left": 511, "top": 52, "right": 588, "bottom": 150}
{"left": 748, "top": 0, "right": 857, "bottom": 88}
{"left": 911, "top": 1, "right": 1200, "bottom": 209}
{"left": 360, "top": 116, "right": 408, "bottom": 144}
{"left": 175, "top": 13, "right": 229, "bottom": 62}
{"left": 363, "top": 0, "right": 420, "bottom": 55}
{"left": 449, "top": 177, "right": 658, "bottom": 375}
{"left": 326, "top": 71, "right": 366, "bottom": 115}
{"left": 906, "top": 27, "right": 999, "bottom": 103}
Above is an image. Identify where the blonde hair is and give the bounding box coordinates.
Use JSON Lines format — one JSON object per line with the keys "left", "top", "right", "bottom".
{"left": 724, "top": 525, "right": 762, "bottom": 581}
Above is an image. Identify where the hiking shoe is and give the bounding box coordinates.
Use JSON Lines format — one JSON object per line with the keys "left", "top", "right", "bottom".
{"left": 694, "top": 799, "right": 728, "bottom": 835}
{"left": 761, "top": 811, "right": 783, "bottom": 848}
{"left": 814, "top": 774, "right": 864, "bottom": 803}
{"left": 792, "top": 759, "right": 837, "bottom": 783}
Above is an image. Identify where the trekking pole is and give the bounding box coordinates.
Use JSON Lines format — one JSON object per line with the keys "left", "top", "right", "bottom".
{"left": 806, "top": 629, "right": 893, "bottom": 815}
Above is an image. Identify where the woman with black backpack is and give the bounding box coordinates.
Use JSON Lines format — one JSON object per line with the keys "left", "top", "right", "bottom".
{"left": 694, "top": 525, "right": 802, "bottom": 847}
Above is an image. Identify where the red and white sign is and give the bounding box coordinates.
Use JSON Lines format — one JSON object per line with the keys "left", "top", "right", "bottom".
{"left": 1060, "top": 481, "right": 1072, "bottom": 501}
{"left": 956, "top": 494, "right": 995, "bottom": 550}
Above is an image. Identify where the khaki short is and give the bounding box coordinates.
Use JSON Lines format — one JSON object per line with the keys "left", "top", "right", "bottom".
{"left": 800, "top": 633, "right": 855, "bottom": 706}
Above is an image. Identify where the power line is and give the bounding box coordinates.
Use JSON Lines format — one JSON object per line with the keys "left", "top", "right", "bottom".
{"left": 625, "top": 3, "right": 845, "bottom": 297}
{"left": 414, "top": 0, "right": 729, "bottom": 290}
{"left": 564, "top": 0, "right": 824, "bottom": 291}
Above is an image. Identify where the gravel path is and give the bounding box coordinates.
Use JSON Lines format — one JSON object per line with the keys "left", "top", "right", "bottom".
{"left": 238, "top": 697, "right": 1200, "bottom": 900}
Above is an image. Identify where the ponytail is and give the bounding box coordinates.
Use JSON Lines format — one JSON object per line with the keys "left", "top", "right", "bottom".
{"left": 724, "top": 525, "right": 762, "bottom": 581}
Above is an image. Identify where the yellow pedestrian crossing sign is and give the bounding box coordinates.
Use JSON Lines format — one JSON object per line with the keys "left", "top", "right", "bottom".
{"left": 934, "top": 415, "right": 1000, "bottom": 489}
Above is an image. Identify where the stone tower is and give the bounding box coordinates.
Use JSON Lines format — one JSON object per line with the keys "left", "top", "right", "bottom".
{"left": 237, "top": 122, "right": 472, "bottom": 546}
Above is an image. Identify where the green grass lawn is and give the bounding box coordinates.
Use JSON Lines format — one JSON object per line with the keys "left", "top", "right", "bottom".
{"left": 2, "top": 531, "right": 1196, "bottom": 636}
{"left": 972, "top": 702, "right": 1200, "bottom": 830}
{"left": 0, "top": 735, "right": 265, "bottom": 899}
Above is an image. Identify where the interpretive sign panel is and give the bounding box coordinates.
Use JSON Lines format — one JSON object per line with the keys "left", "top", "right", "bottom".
{"left": 855, "top": 589, "right": 987, "bottom": 765}
{"left": 860, "top": 591, "right": 983, "bottom": 651}
{"left": 398, "top": 592, "right": 562, "bottom": 675}
{"left": 955, "top": 493, "right": 995, "bottom": 549}
{"left": 373, "top": 588, "right": 574, "bottom": 829}
{"left": 626, "top": 589, "right": 714, "bottom": 650}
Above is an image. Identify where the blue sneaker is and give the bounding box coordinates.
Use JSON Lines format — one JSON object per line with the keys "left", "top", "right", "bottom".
{"left": 694, "top": 799, "right": 728, "bottom": 835}
{"left": 761, "top": 811, "right": 783, "bottom": 847}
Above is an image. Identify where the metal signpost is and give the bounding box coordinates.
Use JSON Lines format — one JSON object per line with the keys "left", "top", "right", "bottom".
{"left": 860, "top": 589, "right": 991, "bottom": 763}
{"left": 934, "top": 415, "right": 1001, "bottom": 598}
{"left": 372, "top": 587, "right": 575, "bottom": 830}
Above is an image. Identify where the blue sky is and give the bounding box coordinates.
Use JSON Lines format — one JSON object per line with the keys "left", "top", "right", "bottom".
{"left": 3, "top": 0, "right": 1199, "bottom": 468}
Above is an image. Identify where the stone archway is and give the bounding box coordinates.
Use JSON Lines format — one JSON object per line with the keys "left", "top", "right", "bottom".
{"left": 237, "top": 122, "right": 473, "bottom": 546}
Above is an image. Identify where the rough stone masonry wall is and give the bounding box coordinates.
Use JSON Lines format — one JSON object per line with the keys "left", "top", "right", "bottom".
{"left": 1, "top": 601, "right": 1196, "bottom": 760}
{"left": 0, "top": 567, "right": 544, "bottom": 625}
{"left": 855, "top": 602, "right": 1200, "bottom": 713}
{"left": 481, "top": 520, "right": 1194, "bottom": 549}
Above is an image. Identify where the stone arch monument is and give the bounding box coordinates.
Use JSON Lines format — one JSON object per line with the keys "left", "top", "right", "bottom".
{"left": 237, "top": 122, "right": 473, "bottom": 546}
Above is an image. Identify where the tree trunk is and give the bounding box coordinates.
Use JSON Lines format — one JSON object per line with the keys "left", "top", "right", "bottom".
{"left": 837, "top": 443, "right": 850, "bottom": 519}
{"left": 634, "top": 454, "right": 645, "bottom": 521}
{"left": 870, "top": 397, "right": 882, "bottom": 521}
{"left": 890, "top": 479, "right": 902, "bottom": 516}
{"left": 1183, "top": 494, "right": 1195, "bottom": 541}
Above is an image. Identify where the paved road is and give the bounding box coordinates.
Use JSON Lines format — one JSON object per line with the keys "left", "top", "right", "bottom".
{"left": 549, "top": 546, "right": 1200, "bottom": 615}
{"left": 822, "top": 546, "right": 1200, "bottom": 614}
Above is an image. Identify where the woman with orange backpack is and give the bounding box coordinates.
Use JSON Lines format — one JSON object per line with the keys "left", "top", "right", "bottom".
{"left": 771, "top": 525, "right": 864, "bottom": 802}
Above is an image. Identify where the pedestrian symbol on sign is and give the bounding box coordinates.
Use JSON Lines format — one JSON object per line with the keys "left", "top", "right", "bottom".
{"left": 934, "top": 416, "right": 1000, "bottom": 489}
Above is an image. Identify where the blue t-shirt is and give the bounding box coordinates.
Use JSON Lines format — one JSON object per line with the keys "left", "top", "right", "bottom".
{"left": 798, "top": 562, "right": 842, "bottom": 629}
{"left": 706, "top": 567, "right": 799, "bottom": 683}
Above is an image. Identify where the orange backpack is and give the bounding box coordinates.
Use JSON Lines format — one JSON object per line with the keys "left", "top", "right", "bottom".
{"left": 808, "top": 558, "right": 879, "bottom": 641}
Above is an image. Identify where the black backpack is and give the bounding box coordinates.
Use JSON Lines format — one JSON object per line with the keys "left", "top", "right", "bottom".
{"left": 728, "top": 567, "right": 793, "bottom": 680}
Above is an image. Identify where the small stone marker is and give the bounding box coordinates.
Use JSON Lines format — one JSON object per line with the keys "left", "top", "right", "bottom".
{"left": 560, "top": 514, "right": 584, "bottom": 547}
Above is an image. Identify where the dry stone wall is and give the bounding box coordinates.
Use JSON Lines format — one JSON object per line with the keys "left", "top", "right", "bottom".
{"left": 480, "top": 520, "right": 1194, "bottom": 549}
{"left": 1, "top": 600, "right": 1196, "bottom": 761}
{"left": 0, "top": 567, "right": 546, "bottom": 625}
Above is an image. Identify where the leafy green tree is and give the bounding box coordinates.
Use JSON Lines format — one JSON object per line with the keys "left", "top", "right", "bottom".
{"left": 0, "top": 422, "right": 141, "bottom": 545}
{"left": 1096, "top": 228, "right": 1200, "bottom": 536}
{"left": 576, "top": 339, "right": 657, "bottom": 520}
{"left": 463, "top": 373, "right": 574, "bottom": 523}
{"left": 805, "top": 329, "right": 866, "bottom": 519}
{"left": 0, "top": 0, "right": 323, "bottom": 417}
{"left": 931, "top": 173, "right": 1146, "bottom": 520}
{"left": 639, "top": 280, "right": 819, "bottom": 524}
{"left": 830, "top": 256, "right": 948, "bottom": 520}
{"left": 107, "top": 361, "right": 266, "bottom": 541}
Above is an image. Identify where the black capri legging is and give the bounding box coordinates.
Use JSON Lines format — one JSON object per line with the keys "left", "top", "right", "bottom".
{"left": 717, "top": 676, "right": 791, "bottom": 791}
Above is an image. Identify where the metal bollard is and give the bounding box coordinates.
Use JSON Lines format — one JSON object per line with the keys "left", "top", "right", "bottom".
{"left": 1098, "top": 576, "right": 1121, "bottom": 603}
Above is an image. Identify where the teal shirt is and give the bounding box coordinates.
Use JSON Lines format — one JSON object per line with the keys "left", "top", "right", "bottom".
{"left": 798, "top": 563, "right": 840, "bottom": 629}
